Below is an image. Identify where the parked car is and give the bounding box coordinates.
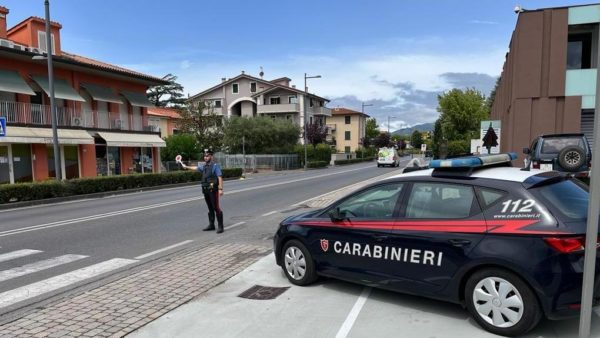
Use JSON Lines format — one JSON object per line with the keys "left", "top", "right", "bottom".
{"left": 377, "top": 147, "right": 399, "bottom": 167}
{"left": 523, "top": 133, "right": 591, "bottom": 173}
{"left": 274, "top": 153, "right": 594, "bottom": 336}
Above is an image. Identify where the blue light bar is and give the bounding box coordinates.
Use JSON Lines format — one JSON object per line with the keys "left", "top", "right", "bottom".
{"left": 430, "top": 152, "right": 517, "bottom": 169}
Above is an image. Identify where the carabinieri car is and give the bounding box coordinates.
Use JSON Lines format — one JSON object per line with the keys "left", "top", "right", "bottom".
{"left": 273, "top": 153, "right": 593, "bottom": 337}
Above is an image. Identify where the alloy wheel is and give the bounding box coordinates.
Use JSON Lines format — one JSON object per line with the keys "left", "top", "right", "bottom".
{"left": 565, "top": 150, "right": 581, "bottom": 166}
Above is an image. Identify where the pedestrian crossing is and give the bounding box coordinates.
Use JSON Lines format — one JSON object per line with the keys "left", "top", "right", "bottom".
{"left": 0, "top": 248, "right": 137, "bottom": 311}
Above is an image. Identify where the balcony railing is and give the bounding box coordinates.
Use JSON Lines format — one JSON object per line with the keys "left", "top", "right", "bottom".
{"left": 0, "top": 101, "right": 153, "bottom": 132}
{"left": 313, "top": 107, "right": 332, "bottom": 117}
{"left": 257, "top": 103, "right": 300, "bottom": 114}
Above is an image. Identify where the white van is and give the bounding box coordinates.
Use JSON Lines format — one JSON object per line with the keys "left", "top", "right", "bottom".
{"left": 377, "top": 147, "right": 399, "bottom": 167}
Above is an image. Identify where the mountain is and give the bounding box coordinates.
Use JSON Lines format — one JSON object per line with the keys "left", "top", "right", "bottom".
{"left": 392, "top": 123, "right": 435, "bottom": 136}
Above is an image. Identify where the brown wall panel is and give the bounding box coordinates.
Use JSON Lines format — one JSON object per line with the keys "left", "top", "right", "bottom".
{"left": 563, "top": 96, "right": 582, "bottom": 133}
{"left": 548, "top": 9, "right": 568, "bottom": 97}
{"left": 513, "top": 99, "right": 533, "bottom": 155}
{"left": 515, "top": 12, "right": 544, "bottom": 99}
{"left": 531, "top": 98, "right": 557, "bottom": 136}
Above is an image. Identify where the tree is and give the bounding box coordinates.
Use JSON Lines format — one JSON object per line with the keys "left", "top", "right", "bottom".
{"left": 176, "top": 101, "right": 224, "bottom": 151}
{"left": 431, "top": 119, "right": 443, "bottom": 158}
{"left": 411, "top": 130, "right": 423, "bottom": 149}
{"left": 222, "top": 117, "right": 300, "bottom": 154}
{"left": 373, "top": 132, "right": 392, "bottom": 148}
{"left": 305, "top": 122, "right": 328, "bottom": 147}
{"left": 486, "top": 77, "right": 501, "bottom": 112}
{"left": 161, "top": 134, "right": 202, "bottom": 162}
{"left": 147, "top": 73, "right": 186, "bottom": 108}
{"left": 365, "top": 118, "right": 379, "bottom": 139}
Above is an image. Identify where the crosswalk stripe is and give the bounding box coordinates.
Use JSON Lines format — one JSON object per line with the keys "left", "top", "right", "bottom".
{"left": 0, "top": 254, "right": 88, "bottom": 283}
{"left": 0, "top": 249, "right": 42, "bottom": 263}
{"left": 0, "top": 258, "right": 136, "bottom": 308}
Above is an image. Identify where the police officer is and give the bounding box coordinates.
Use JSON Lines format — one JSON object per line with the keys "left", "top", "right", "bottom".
{"left": 180, "top": 149, "right": 225, "bottom": 233}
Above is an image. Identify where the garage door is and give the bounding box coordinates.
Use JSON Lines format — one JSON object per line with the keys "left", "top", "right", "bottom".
{"left": 581, "top": 109, "right": 595, "bottom": 151}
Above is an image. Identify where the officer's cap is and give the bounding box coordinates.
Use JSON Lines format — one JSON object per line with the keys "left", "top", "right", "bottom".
{"left": 204, "top": 148, "right": 214, "bottom": 155}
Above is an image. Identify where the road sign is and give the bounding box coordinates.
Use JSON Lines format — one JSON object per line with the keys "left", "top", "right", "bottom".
{"left": 0, "top": 117, "right": 5, "bottom": 137}
{"left": 175, "top": 154, "right": 182, "bottom": 163}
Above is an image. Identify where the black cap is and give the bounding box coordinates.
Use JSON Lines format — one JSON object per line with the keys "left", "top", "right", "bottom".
{"left": 204, "top": 148, "right": 214, "bottom": 155}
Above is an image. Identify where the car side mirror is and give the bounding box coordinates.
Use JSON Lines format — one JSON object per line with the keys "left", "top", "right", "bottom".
{"left": 523, "top": 147, "right": 531, "bottom": 155}
{"left": 328, "top": 208, "right": 347, "bottom": 222}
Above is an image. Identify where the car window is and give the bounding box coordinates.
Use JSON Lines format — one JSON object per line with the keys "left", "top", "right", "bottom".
{"left": 479, "top": 188, "right": 506, "bottom": 208}
{"left": 541, "top": 138, "right": 583, "bottom": 154}
{"left": 406, "top": 183, "right": 475, "bottom": 219}
{"left": 335, "top": 183, "right": 403, "bottom": 219}
{"left": 531, "top": 179, "right": 588, "bottom": 220}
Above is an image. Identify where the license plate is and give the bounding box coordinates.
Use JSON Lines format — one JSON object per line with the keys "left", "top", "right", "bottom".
{"left": 540, "top": 163, "right": 553, "bottom": 171}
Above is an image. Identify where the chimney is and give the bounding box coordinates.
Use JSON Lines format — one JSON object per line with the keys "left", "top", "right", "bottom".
{"left": 292, "top": 85, "right": 296, "bottom": 89}
{"left": 221, "top": 78, "right": 226, "bottom": 82}
{"left": 241, "top": 70, "right": 245, "bottom": 75}
{"left": 0, "top": 7, "right": 9, "bottom": 39}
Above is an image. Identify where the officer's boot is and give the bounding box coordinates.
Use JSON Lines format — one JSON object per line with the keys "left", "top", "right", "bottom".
{"left": 203, "top": 212, "right": 216, "bottom": 231}
{"left": 216, "top": 212, "right": 224, "bottom": 234}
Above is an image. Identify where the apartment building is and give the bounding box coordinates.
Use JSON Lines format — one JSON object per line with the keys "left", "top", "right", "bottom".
{"left": 188, "top": 72, "right": 331, "bottom": 143}
{"left": 491, "top": 3, "right": 599, "bottom": 155}
{"left": 147, "top": 107, "right": 180, "bottom": 138}
{"left": 325, "top": 107, "right": 368, "bottom": 153}
{"left": 0, "top": 6, "right": 167, "bottom": 184}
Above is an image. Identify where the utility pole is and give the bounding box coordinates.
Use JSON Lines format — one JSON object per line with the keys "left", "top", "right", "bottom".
{"left": 304, "top": 73, "right": 321, "bottom": 169}
{"left": 45, "top": 0, "right": 61, "bottom": 180}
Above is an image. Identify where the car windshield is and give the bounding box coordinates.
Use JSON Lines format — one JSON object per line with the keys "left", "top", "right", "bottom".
{"left": 541, "top": 138, "right": 584, "bottom": 154}
{"left": 531, "top": 179, "right": 588, "bottom": 220}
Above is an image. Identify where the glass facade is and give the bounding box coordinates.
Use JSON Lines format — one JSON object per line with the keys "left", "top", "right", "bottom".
{"left": 0, "top": 146, "right": 9, "bottom": 184}
{"left": 12, "top": 144, "right": 32, "bottom": 183}
{"left": 108, "top": 147, "right": 121, "bottom": 176}
{"left": 64, "top": 145, "right": 79, "bottom": 179}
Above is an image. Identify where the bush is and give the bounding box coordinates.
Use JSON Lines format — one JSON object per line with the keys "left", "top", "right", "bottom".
{"left": 334, "top": 158, "right": 369, "bottom": 165}
{"left": 0, "top": 168, "right": 243, "bottom": 204}
{"left": 355, "top": 146, "right": 377, "bottom": 159}
{"left": 447, "top": 140, "right": 470, "bottom": 156}
{"left": 294, "top": 143, "right": 333, "bottom": 167}
{"left": 307, "top": 161, "right": 328, "bottom": 168}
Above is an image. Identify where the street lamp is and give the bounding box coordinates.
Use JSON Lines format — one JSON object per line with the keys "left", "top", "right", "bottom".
{"left": 361, "top": 102, "right": 373, "bottom": 115}
{"left": 387, "top": 116, "right": 397, "bottom": 134}
{"left": 34, "top": 1, "right": 61, "bottom": 180}
{"left": 304, "top": 73, "right": 321, "bottom": 170}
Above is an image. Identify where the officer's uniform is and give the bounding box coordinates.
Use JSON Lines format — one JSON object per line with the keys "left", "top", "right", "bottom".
{"left": 196, "top": 150, "right": 224, "bottom": 233}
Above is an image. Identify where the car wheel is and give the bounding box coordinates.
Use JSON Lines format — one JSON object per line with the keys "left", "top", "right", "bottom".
{"left": 281, "top": 240, "right": 317, "bottom": 286}
{"left": 558, "top": 146, "right": 585, "bottom": 172}
{"left": 377, "top": 163, "right": 381, "bottom": 167}
{"left": 465, "top": 268, "right": 541, "bottom": 336}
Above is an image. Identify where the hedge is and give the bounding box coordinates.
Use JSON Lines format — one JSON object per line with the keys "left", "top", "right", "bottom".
{"left": 307, "top": 161, "right": 328, "bottom": 168}
{"left": 334, "top": 158, "right": 373, "bottom": 165}
{"left": 0, "top": 168, "right": 243, "bottom": 204}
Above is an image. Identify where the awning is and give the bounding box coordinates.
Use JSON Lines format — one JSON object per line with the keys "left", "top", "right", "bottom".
{"left": 0, "top": 69, "right": 35, "bottom": 95}
{"left": 97, "top": 132, "right": 165, "bottom": 147}
{"left": 0, "top": 127, "right": 94, "bottom": 144}
{"left": 80, "top": 83, "right": 123, "bottom": 104}
{"left": 30, "top": 75, "right": 86, "bottom": 102}
{"left": 120, "top": 91, "right": 154, "bottom": 108}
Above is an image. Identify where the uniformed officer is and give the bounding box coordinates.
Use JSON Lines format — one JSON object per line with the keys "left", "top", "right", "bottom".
{"left": 180, "top": 149, "right": 225, "bottom": 233}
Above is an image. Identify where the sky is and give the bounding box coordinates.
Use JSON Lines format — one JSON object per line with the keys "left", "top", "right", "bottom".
{"left": 1, "top": 0, "right": 593, "bottom": 130}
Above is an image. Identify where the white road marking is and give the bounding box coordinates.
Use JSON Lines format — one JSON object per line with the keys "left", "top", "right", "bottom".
{"left": 226, "top": 222, "right": 246, "bottom": 230}
{"left": 0, "top": 258, "right": 136, "bottom": 308}
{"left": 335, "top": 287, "right": 372, "bottom": 338}
{"left": 134, "top": 240, "right": 194, "bottom": 260}
{"left": 261, "top": 211, "right": 278, "bottom": 217}
{"left": 0, "top": 254, "right": 88, "bottom": 282}
{"left": 0, "top": 249, "right": 42, "bottom": 263}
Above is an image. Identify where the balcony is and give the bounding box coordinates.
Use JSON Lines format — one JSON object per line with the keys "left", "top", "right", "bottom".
{"left": 0, "top": 101, "right": 154, "bottom": 132}
{"left": 257, "top": 103, "right": 300, "bottom": 114}
{"left": 313, "top": 107, "right": 332, "bottom": 117}
{"left": 326, "top": 123, "right": 336, "bottom": 132}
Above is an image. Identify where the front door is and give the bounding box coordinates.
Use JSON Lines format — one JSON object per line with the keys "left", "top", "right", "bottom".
{"left": 0, "top": 145, "right": 10, "bottom": 184}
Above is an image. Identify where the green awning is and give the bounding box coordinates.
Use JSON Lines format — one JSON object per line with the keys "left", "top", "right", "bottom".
{"left": 121, "top": 90, "right": 154, "bottom": 108}
{"left": 80, "top": 83, "right": 123, "bottom": 104}
{"left": 0, "top": 69, "right": 35, "bottom": 95}
{"left": 31, "top": 75, "right": 86, "bottom": 102}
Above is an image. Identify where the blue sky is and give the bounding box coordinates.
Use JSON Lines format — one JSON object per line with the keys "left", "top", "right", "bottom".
{"left": 2, "top": 0, "right": 592, "bottom": 129}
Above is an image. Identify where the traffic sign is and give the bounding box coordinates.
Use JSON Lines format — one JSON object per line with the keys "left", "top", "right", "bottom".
{"left": 0, "top": 117, "right": 5, "bottom": 137}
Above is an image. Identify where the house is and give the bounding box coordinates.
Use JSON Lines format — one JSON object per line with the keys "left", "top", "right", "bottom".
{"left": 187, "top": 72, "right": 331, "bottom": 143}
{"left": 491, "top": 3, "right": 599, "bottom": 155}
{"left": 0, "top": 6, "right": 167, "bottom": 184}
{"left": 325, "top": 107, "right": 368, "bottom": 153}
{"left": 147, "top": 107, "right": 180, "bottom": 138}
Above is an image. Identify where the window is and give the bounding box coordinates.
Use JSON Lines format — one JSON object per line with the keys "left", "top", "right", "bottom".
{"left": 531, "top": 180, "right": 588, "bottom": 220}
{"left": 37, "top": 31, "right": 56, "bottom": 54}
{"left": 214, "top": 100, "right": 222, "bottom": 108}
{"left": 541, "top": 137, "right": 585, "bottom": 154}
{"left": 333, "top": 183, "right": 404, "bottom": 219}
{"left": 288, "top": 96, "right": 297, "bottom": 104}
{"left": 64, "top": 145, "right": 79, "bottom": 179}
{"left": 345, "top": 146, "right": 351, "bottom": 154}
{"left": 345, "top": 116, "right": 351, "bottom": 124}
{"left": 567, "top": 33, "right": 592, "bottom": 69}
{"left": 310, "top": 98, "right": 314, "bottom": 107}
{"left": 319, "top": 100, "right": 324, "bottom": 107}
{"left": 345, "top": 131, "right": 351, "bottom": 140}
{"left": 478, "top": 188, "right": 506, "bottom": 208}
{"left": 250, "top": 82, "right": 257, "bottom": 93}
{"left": 406, "top": 183, "right": 476, "bottom": 219}
{"left": 232, "top": 83, "right": 239, "bottom": 94}
{"left": 12, "top": 144, "right": 32, "bottom": 183}
{"left": 310, "top": 116, "right": 313, "bottom": 124}
{"left": 270, "top": 96, "right": 281, "bottom": 105}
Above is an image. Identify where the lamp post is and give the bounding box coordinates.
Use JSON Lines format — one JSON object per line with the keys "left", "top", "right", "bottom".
{"left": 304, "top": 73, "right": 321, "bottom": 170}
{"left": 387, "top": 115, "right": 397, "bottom": 134}
{"left": 42, "top": 0, "right": 61, "bottom": 180}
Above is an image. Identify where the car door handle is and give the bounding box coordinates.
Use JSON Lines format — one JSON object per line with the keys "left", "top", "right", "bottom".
{"left": 371, "top": 235, "right": 389, "bottom": 241}
{"left": 448, "top": 239, "right": 471, "bottom": 247}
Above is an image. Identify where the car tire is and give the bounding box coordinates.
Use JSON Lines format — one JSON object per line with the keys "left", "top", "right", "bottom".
{"left": 281, "top": 240, "right": 317, "bottom": 286}
{"left": 465, "top": 268, "right": 541, "bottom": 337}
{"left": 558, "top": 146, "right": 585, "bottom": 172}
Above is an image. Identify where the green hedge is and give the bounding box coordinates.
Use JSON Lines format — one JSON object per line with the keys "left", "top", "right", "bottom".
{"left": 0, "top": 168, "right": 243, "bottom": 204}
{"left": 334, "top": 158, "right": 373, "bottom": 165}
{"left": 307, "top": 161, "right": 328, "bottom": 168}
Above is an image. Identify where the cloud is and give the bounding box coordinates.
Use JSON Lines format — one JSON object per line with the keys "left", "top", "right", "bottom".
{"left": 180, "top": 60, "right": 192, "bottom": 70}
{"left": 469, "top": 20, "right": 499, "bottom": 25}
{"left": 440, "top": 72, "right": 498, "bottom": 94}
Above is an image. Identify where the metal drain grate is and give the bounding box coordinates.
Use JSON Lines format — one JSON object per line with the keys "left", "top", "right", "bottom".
{"left": 238, "top": 285, "right": 289, "bottom": 300}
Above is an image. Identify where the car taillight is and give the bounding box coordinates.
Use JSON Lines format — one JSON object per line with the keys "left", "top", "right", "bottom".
{"left": 544, "top": 237, "right": 585, "bottom": 253}
{"left": 532, "top": 161, "right": 540, "bottom": 169}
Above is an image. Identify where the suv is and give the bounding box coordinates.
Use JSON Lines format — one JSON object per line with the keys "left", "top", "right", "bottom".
{"left": 523, "top": 133, "right": 591, "bottom": 173}
{"left": 376, "top": 147, "right": 399, "bottom": 167}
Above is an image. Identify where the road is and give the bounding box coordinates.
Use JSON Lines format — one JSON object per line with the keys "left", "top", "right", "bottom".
{"left": 0, "top": 160, "right": 406, "bottom": 318}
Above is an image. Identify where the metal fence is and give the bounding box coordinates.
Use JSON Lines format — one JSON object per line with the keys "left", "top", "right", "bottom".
{"left": 162, "top": 153, "right": 300, "bottom": 172}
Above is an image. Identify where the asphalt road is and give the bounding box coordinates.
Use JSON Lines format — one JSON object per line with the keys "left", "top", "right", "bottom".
{"left": 0, "top": 160, "right": 408, "bottom": 317}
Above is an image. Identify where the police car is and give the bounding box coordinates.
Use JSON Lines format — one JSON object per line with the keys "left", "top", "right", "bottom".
{"left": 273, "top": 153, "right": 592, "bottom": 336}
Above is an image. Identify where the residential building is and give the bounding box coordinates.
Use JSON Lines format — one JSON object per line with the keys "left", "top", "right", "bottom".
{"left": 491, "top": 3, "right": 599, "bottom": 156}
{"left": 325, "top": 107, "right": 368, "bottom": 153}
{"left": 187, "top": 72, "right": 331, "bottom": 143}
{"left": 147, "top": 107, "right": 180, "bottom": 138}
{"left": 0, "top": 6, "right": 167, "bottom": 184}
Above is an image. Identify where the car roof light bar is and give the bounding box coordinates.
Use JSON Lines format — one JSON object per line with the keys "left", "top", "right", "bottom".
{"left": 430, "top": 152, "right": 517, "bottom": 169}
